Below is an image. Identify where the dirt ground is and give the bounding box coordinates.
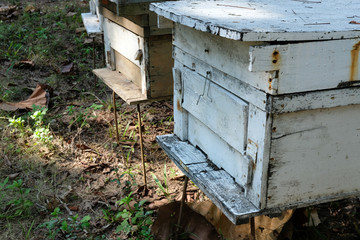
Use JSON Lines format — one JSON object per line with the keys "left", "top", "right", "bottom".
{"left": 0, "top": 1, "right": 360, "bottom": 240}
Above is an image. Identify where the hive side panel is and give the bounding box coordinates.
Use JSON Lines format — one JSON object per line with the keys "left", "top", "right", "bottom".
{"left": 187, "top": 114, "right": 252, "bottom": 187}
{"left": 267, "top": 105, "right": 360, "bottom": 208}
{"left": 245, "top": 105, "right": 272, "bottom": 208}
{"left": 173, "top": 24, "right": 273, "bottom": 94}
{"left": 114, "top": 50, "right": 142, "bottom": 88}
{"left": 250, "top": 39, "right": 360, "bottom": 94}
{"left": 173, "top": 63, "right": 188, "bottom": 141}
{"left": 148, "top": 34, "right": 173, "bottom": 98}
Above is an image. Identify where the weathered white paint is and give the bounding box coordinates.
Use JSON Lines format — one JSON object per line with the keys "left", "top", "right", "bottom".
{"left": 268, "top": 104, "right": 360, "bottom": 208}
{"left": 181, "top": 66, "right": 249, "bottom": 153}
{"left": 173, "top": 24, "right": 274, "bottom": 94}
{"left": 173, "top": 47, "right": 268, "bottom": 111}
{"left": 272, "top": 86, "right": 360, "bottom": 113}
{"left": 150, "top": 0, "right": 360, "bottom": 221}
{"left": 250, "top": 39, "right": 360, "bottom": 94}
{"left": 188, "top": 114, "right": 252, "bottom": 187}
{"left": 156, "top": 134, "right": 259, "bottom": 224}
{"left": 81, "top": 12, "right": 102, "bottom": 37}
{"left": 172, "top": 64, "right": 189, "bottom": 141}
{"left": 150, "top": 0, "right": 360, "bottom": 42}
{"left": 103, "top": 19, "right": 144, "bottom": 68}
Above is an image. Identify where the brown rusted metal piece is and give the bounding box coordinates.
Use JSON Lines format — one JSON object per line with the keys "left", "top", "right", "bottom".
{"left": 112, "top": 91, "right": 120, "bottom": 143}
{"left": 250, "top": 217, "right": 256, "bottom": 240}
{"left": 350, "top": 42, "right": 360, "bottom": 81}
{"left": 176, "top": 176, "right": 189, "bottom": 240}
{"left": 137, "top": 104, "right": 147, "bottom": 189}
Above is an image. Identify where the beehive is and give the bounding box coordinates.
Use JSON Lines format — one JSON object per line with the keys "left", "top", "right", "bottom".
{"left": 151, "top": 0, "right": 360, "bottom": 224}
{"left": 92, "top": 0, "right": 173, "bottom": 104}
{"left": 81, "top": 0, "right": 102, "bottom": 37}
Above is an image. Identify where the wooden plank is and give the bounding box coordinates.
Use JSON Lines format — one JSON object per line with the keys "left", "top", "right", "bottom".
{"left": 181, "top": 65, "right": 249, "bottom": 154}
{"left": 172, "top": 65, "right": 188, "bottom": 141}
{"left": 93, "top": 68, "right": 147, "bottom": 105}
{"left": 100, "top": 6, "right": 146, "bottom": 37}
{"left": 272, "top": 86, "right": 360, "bottom": 113}
{"left": 157, "top": 15, "right": 173, "bottom": 29}
{"left": 245, "top": 104, "right": 272, "bottom": 208}
{"left": 114, "top": 50, "right": 142, "bottom": 89}
{"left": 150, "top": 0, "right": 360, "bottom": 42}
{"left": 148, "top": 34, "right": 173, "bottom": 98}
{"left": 148, "top": 11, "right": 172, "bottom": 35}
{"left": 174, "top": 48, "right": 268, "bottom": 111}
{"left": 173, "top": 24, "right": 275, "bottom": 94}
{"left": 100, "top": 1, "right": 149, "bottom": 15}
{"left": 156, "top": 134, "right": 259, "bottom": 224}
{"left": 187, "top": 114, "right": 252, "bottom": 187}
{"left": 249, "top": 39, "right": 360, "bottom": 94}
{"left": 268, "top": 104, "right": 360, "bottom": 208}
{"left": 103, "top": 18, "right": 144, "bottom": 68}
{"left": 81, "top": 13, "right": 102, "bottom": 37}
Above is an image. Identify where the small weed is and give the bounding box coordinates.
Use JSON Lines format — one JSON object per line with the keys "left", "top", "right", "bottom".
{"left": 39, "top": 207, "right": 92, "bottom": 240}
{"left": 0, "top": 177, "right": 34, "bottom": 220}
{"left": 114, "top": 193, "right": 154, "bottom": 240}
{"left": 67, "top": 103, "right": 103, "bottom": 129}
{"left": 151, "top": 162, "right": 169, "bottom": 197}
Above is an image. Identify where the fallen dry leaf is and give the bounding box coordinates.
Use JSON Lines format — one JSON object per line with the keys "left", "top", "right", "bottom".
{"left": 8, "top": 172, "right": 20, "bottom": 180}
{"left": 66, "top": 12, "right": 77, "bottom": 17}
{"left": 0, "top": 84, "right": 51, "bottom": 111}
{"left": 13, "top": 59, "right": 34, "bottom": 69}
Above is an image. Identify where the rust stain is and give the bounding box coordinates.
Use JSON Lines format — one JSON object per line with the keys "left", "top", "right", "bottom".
{"left": 350, "top": 42, "right": 360, "bottom": 81}
{"left": 272, "top": 50, "right": 280, "bottom": 65}
{"left": 268, "top": 78, "right": 272, "bottom": 91}
{"left": 177, "top": 99, "right": 182, "bottom": 112}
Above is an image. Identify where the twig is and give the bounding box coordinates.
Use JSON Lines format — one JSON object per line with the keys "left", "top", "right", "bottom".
{"left": 217, "top": 3, "right": 256, "bottom": 10}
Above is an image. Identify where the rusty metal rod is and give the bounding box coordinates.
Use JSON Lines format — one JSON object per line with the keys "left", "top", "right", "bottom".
{"left": 101, "top": 34, "right": 105, "bottom": 67}
{"left": 137, "top": 104, "right": 147, "bottom": 189}
{"left": 93, "top": 37, "right": 96, "bottom": 81}
{"left": 176, "top": 176, "right": 189, "bottom": 239}
{"left": 112, "top": 91, "right": 120, "bottom": 143}
{"left": 250, "top": 217, "right": 256, "bottom": 240}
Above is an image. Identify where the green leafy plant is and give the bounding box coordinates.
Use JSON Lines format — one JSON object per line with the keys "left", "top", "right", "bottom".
{"left": 39, "top": 207, "right": 92, "bottom": 240}
{"left": 151, "top": 162, "right": 169, "bottom": 197}
{"left": 0, "top": 177, "right": 34, "bottom": 220}
{"left": 67, "top": 104, "right": 103, "bottom": 128}
{"left": 114, "top": 193, "right": 154, "bottom": 239}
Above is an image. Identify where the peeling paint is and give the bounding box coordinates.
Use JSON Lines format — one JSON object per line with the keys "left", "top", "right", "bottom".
{"left": 350, "top": 42, "right": 360, "bottom": 81}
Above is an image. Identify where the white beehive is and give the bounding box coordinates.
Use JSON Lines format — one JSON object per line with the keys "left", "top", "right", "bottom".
{"left": 151, "top": 0, "right": 360, "bottom": 224}
{"left": 81, "top": 0, "right": 103, "bottom": 37}
{"left": 93, "top": 0, "right": 174, "bottom": 104}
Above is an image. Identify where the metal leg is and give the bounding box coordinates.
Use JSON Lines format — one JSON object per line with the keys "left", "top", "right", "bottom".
{"left": 101, "top": 34, "right": 105, "bottom": 67}
{"left": 112, "top": 91, "right": 120, "bottom": 143}
{"left": 137, "top": 104, "right": 147, "bottom": 189}
{"left": 176, "top": 176, "right": 189, "bottom": 239}
{"left": 93, "top": 37, "right": 96, "bottom": 81}
{"left": 250, "top": 217, "right": 256, "bottom": 240}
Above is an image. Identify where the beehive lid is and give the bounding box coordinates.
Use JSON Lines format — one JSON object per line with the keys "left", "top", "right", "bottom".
{"left": 150, "top": 0, "right": 360, "bottom": 42}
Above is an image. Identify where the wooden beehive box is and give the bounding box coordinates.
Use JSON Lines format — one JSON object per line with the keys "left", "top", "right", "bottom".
{"left": 151, "top": 0, "right": 360, "bottom": 224}
{"left": 92, "top": 0, "right": 173, "bottom": 104}
{"left": 81, "top": 0, "right": 102, "bottom": 37}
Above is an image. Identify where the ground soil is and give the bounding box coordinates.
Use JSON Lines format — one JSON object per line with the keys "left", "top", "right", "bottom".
{"left": 0, "top": 1, "right": 360, "bottom": 240}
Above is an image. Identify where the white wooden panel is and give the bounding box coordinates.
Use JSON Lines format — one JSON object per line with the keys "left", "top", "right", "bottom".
{"left": 245, "top": 105, "right": 272, "bottom": 208}
{"left": 188, "top": 114, "right": 252, "bottom": 187}
{"left": 250, "top": 39, "right": 360, "bottom": 94}
{"left": 268, "top": 104, "right": 360, "bottom": 208}
{"left": 173, "top": 64, "right": 188, "bottom": 141}
{"left": 174, "top": 24, "right": 274, "bottom": 94}
{"left": 174, "top": 47, "right": 268, "bottom": 111}
{"left": 272, "top": 86, "right": 360, "bottom": 113}
{"left": 181, "top": 66, "right": 248, "bottom": 154}
{"left": 103, "top": 18, "right": 144, "bottom": 68}
{"left": 150, "top": 0, "right": 360, "bottom": 42}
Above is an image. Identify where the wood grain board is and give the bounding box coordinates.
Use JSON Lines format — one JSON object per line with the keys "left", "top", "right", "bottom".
{"left": 150, "top": 0, "right": 360, "bottom": 42}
